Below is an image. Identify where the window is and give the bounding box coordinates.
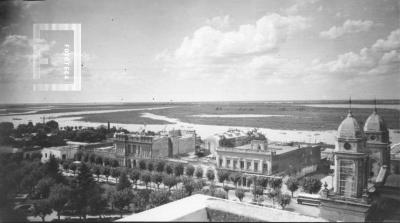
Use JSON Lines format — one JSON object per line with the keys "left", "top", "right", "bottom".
{"left": 219, "top": 159, "right": 223, "bottom": 167}
{"left": 233, "top": 160, "right": 237, "bottom": 169}
{"left": 338, "top": 160, "right": 356, "bottom": 197}
{"left": 254, "top": 161, "right": 259, "bottom": 172}
{"left": 226, "top": 159, "right": 231, "bottom": 168}
{"left": 45, "top": 153, "right": 47, "bottom": 158}
{"left": 240, "top": 161, "right": 244, "bottom": 169}
{"left": 247, "top": 161, "right": 251, "bottom": 170}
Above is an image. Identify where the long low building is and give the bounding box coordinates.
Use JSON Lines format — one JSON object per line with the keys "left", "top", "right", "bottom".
{"left": 216, "top": 139, "right": 321, "bottom": 181}
{"left": 114, "top": 130, "right": 196, "bottom": 167}
{"left": 41, "top": 145, "right": 79, "bottom": 163}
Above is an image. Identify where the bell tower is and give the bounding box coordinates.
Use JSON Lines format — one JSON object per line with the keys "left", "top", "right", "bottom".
{"left": 333, "top": 100, "right": 368, "bottom": 198}
{"left": 364, "top": 99, "right": 391, "bottom": 181}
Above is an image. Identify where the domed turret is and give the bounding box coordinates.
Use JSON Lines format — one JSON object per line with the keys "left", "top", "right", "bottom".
{"left": 364, "top": 110, "right": 387, "bottom": 133}
{"left": 338, "top": 111, "right": 364, "bottom": 139}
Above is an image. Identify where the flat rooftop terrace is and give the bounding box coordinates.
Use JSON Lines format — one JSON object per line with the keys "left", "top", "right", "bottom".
{"left": 117, "top": 194, "right": 327, "bottom": 222}
{"left": 232, "top": 143, "right": 314, "bottom": 155}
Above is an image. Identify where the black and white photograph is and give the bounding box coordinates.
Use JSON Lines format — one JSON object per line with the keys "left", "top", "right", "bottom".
{"left": 0, "top": 0, "right": 399, "bottom": 222}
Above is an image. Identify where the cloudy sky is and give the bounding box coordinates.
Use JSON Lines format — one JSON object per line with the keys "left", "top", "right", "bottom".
{"left": 0, "top": 0, "right": 399, "bottom": 103}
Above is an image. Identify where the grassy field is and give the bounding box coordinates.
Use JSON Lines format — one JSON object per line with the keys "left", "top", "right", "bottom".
{"left": 72, "top": 102, "right": 400, "bottom": 131}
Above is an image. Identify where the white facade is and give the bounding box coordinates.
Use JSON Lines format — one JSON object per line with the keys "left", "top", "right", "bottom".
{"left": 41, "top": 145, "right": 78, "bottom": 163}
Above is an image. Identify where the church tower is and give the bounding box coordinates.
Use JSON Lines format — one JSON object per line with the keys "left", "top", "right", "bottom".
{"left": 363, "top": 100, "right": 391, "bottom": 182}
{"left": 334, "top": 107, "right": 368, "bottom": 198}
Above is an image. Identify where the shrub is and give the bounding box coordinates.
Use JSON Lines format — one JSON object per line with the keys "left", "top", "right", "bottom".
{"left": 155, "top": 160, "right": 165, "bottom": 172}
{"left": 235, "top": 188, "right": 245, "bottom": 201}
{"left": 213, "top": 189, "right": 227, "bottom": 199}
{"left": 286, "top": 177, "right": 299, "bottom": 197}
{"left": 174, "top": 163, "right": 184, "bottom": 177}
{"left": 195, "top": 166, "right": 204, "bottom": 179}
{"left": 206, "top": 168, "right": 215, "bottom": 182}
{"left": 277, "top": 193, "right": 291, "bottom": 210}
{"left": 300, "top": 177, "right": 322, "bottom": 194}
{"left": 165, "top": 163, "right": 173, "bottom": 175}
{"left": 185, "top": 164, "right": 195, "bottom": 177}
{"left": 147, "top": 160, "right": 154, "bottom": 172}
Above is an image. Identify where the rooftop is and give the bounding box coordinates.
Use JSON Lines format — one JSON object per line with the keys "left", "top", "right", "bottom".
{"left": 221, "top": 143, "right": 313, "bottom": 155}
{"left": 117, "top": 194, "right": 327, "bottom": 222}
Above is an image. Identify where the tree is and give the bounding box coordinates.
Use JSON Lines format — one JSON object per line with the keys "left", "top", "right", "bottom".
{"left": 256, "top": 177, "right": 269, "bottom": 190}
{"left": 151, "top": 172, "right": 163, "bottom": 190}
{"left": 48, "top": 184, "right": 72, "bottom": 221}
{"left": 268, "top": 189, "right": 279, "bottom": 205}
{"left": 111, "top": 168, "right": 120, "bottom": 184}
{"left": 182, "top": 177, "right": 195, "bottom": 196}
{"left": 235, "top": 188, "right": 245, "bottom": 201}
{"left": 117, "top": 172, "right": 132, "bottom": 191}
{"left": 139, "top": 159, "right": 147, "bottom": 170}
{"left": 194, "top": 179, "right": 205, "bottom": 191}
{"left": 147, "top": 160, "right": 154, "bottom": 172}
{"left": 277, "top": 193, "right": 291, "bottom": 210}
{"left": 206, "top": 168, "right": 215, "bottom": 182}
{"left": 95, "top": 156, "right": 103, "bottom": 165}
{"left": 155, "top": 160, "right": 165, "bottom": 172}
{"left": 111, "top": 189, "right": 134, "bottom": 218}
{"left": 141, "top": 171, "right": 151, "bottom": 189}
{"left": 229, "top": 172, "right": 242, "bottom": 188}
{"left": 89, "top": 154, "right": 96, "bottom": 163}
{"left": 102, "top": 166, "right": 110, "bottom": 182}
{"left": 300, "top": 177, "right": 322, "bottom": 194}
{"left": 217, "top": 169, "right": 230, "bottom": 186}
{"left": 129, "top": 169, "right": 141, "bottom": 188}
{"left": 103, "top": 158, "right": 110, "bottom": 166}
{"left": 286, "top": 177, "right": 299, "bottom": 197}
{"left": 33, "top": 199, "right": 52, "bottom": 222}
{"left": 71, "top": 163, "right": 96, "bottom": 220}
{"left": 252, "top": 186, "right": 264, "bottom": 201}
{"left": 92, "top": 165, "right": 101, "bottom": 181}
{"left": 162, "top": 175, "right": 177, "bottom": 192}
{"left": 149, "top": 190, "right": 170, "bottom": 208}
{"left": 111, "top": 159, "right": 119, "bottom": 167}
{"left": 74, "top": 151, "right": 83, "bottom": 161}
{"left": 270, "top": 178, "right": 283, "bottom": 190}
{"left": 195, "top": 166, "right": 204, "bottom": 179}
{"left": 45, "top": 120, "right": 59, "bottom": 130}
{"left": 165, "top": 163, "right": 173, "bottom": 175}
{"left": 34, "top": 177, "right": 56, "bottom": 199}
{"left": 44, "top": 155, "right": 62, "bottom": 181}
{"left": 185, "top": 164, "right": 195, "bottom": 177}
{"left": 174, "top": 163, "right": 184, "bottom": 177}
{"left": 69, "top": 163, "right": 77, "bottom": 176}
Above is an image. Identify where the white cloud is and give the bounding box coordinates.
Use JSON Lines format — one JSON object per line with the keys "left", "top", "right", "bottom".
{"left": 157, "top": 13, "right": 311, "bottom": 82}
{"left": 313, "top": 28, "right": 400, "bottom": 77}
{"left": 320, "top": 20, "right": 375, "bottom": 39}
{"left": 173, "top": 13, "right": 310, "bottom": 60}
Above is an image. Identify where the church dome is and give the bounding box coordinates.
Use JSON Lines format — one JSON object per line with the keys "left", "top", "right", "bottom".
{"left": 338, "top": 112, "right": 364, "bottom": 139}
{"left": 364, "top": 110, "right": 387, "bottom": 132}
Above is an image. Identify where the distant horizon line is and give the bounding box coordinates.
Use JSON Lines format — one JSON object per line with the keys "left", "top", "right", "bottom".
{"left": 1, "top": 98, "right": 400, "bottom": 105}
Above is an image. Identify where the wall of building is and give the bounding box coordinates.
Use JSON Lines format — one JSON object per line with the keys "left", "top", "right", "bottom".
{"left": 170, "top": 136, "right": 195, "bottom": 156}
{"left": 216, "top": 149, "right": 272, "bottom": 175}
{"left": 272, "top": 146, "right": 321, "bottom": 175}
{"left": 41, "top": 146, "right": 78, "bottom": 163}
{"left": 152, "top": 137, "right": 169, "bottom": 158}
